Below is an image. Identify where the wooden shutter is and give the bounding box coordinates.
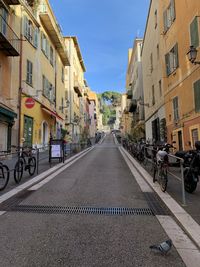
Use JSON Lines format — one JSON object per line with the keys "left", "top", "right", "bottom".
{"left": 165, "top": 53, "right": 170, "bottom": 76}
{"left": 163, "top": 10, "right": 168, "bottom": 33}
{"left": 190, "top": 17, "right": 199, "bottom": 48}
{"left": 194, "top": 80, "right": 200, "bottom": 112}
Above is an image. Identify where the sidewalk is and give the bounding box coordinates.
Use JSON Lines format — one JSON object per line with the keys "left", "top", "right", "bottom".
{"left": 120, "top": 146, "right": 200, "bottom": 250}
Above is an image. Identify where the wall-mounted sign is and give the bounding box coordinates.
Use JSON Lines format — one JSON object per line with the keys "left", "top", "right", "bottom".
{"left": 25, "top": 98, "right": 35, "bottom": 109}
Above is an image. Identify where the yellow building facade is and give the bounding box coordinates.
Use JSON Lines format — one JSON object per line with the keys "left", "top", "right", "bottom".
{"left": 64, "top": 36, "right": 86, "bottom": 143}
{"left": 17, "top": 0, "right": 69, "bottom": 147}
{"left": 160, "top": 0, "right": 200, "bottom": 150}
{"left": 0, "top": 0, "right": 20, "bottom": 150}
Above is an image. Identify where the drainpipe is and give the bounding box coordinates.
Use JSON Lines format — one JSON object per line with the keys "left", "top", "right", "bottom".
{"left": 18, "top": 5, "right": 23, "bottom": 147}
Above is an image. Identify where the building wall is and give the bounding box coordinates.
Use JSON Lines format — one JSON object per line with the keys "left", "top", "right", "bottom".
{"left": 142, "top": 0, "right": 165, "bottom": 143}
{"left": 0, "top": 2, "right": 20, "bottom": 150}
{"left": 161, "top": 0, "right": 200, "bottom": 150}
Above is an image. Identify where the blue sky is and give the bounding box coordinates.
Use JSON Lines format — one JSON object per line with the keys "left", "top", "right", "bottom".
{"left": 49, "top": 0, "right": 150, "bottom": 94}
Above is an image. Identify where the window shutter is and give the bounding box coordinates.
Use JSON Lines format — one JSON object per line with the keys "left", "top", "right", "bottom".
{"left": 165, "top": 53, "right": 170, "bottom": 76}
{"left": 174, "top": 43, "right": 179, "bottom": 68}
{"left": 23, "top": 16, "right": 28, "bottom": 37}
{"left": 190, "top": 17, "right": 199, "bottom": 48}
{"left": 163, "top": 10, "right": 168, "bottom": 32}
{"left": 194, "top": 80, "right": 200, "bottom": 112}
{"left": 170, "top": 0, "right": 176, "bottom": 21}
{"left": 33, "top": 27, "right": 38, "bottom": 48}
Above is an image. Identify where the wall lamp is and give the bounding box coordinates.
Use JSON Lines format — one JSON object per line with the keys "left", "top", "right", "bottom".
{"left": 187, "top": 45, "right": 200, "bottom": 65}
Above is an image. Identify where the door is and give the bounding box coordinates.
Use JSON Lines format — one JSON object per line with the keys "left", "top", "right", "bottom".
{"left": 178, "top": 130, "right": 183, "bottom": 151}
{"left": 24, "top": 115, "right": 33, "bottom": 147}
{"left": 42, "top": 121, "right": 48, "bottom": 145}
{"left": 0, "top": 122, "right": 8, "bottom": 151}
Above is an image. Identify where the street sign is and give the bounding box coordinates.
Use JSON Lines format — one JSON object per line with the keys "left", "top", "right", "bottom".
{"left": 25, "top": 98, "right": 35, "bottom": 109}
{"left": 49, "top": 139, "right": 64, "bottom": 164}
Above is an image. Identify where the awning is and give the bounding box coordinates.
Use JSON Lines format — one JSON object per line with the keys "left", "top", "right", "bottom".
{"left": 41, "top": 106, "right": 63, "bottom": 121}
{"left": 0, "top": 106, "right": 17, "bottom": 118}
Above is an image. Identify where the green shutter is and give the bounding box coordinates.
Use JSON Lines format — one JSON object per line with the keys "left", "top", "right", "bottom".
{"left": 163, "top": 10, "right": 168, "bottom": 32}
{"left": 194, "top": 80, "right": 200, "bottom": 112}
{"left": 190, "top": 17, "right": 199, "bottom": 48}
{"left": 170, "top": 0, "right": 176, "bottom": 21}
{"left": 174, "top": 43, "right": 179, "bottom": 68}
{"left": 165, "top": 53, "right": 170, "bottom": 76}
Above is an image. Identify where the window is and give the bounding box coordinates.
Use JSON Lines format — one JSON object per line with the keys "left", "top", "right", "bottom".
{"left": 61, "top": 67, "right": 64, "bottom": 82}
{"left": 152, "top": 85, "right": 155, "bottom": 105}
{"left": 50, "top": 46, "right": 54, "bottom": 66}
{"left": 41, "top": 33, "right": 50, "bottom": 58}
{"left": 173, "top": 96, "right": 179, "bottom": 121}
{"left": 190, "top": 17, "right": 199, "bottom": 48}
{"left": 42, "top": 75, "right": 54, "bottom": 102}
{"left": 159, "top": 80, "right": 162, "bottom": 96}
{"left": 61, "top": 97, "right": 64, "bottom": 113}
{"left": 24, "top": 15, "right": 38, "bottom": 48}
{"left": 165, "top": 43, "right": 179, "bottom": 76}
{"left": 0, "top": 8, "right": 8, "bottom": 36}
{"left": 157, "top": 44, "right": 159, "bottom": 59}
{"left": 191, "top": 129, "right": 199, "bottom": 148}
{"left": 26, "top": 60, "right": 33, "bottom": 85}
{"left": 154, "top": 10, "right": 157, "bottom": 29}
{"left": 163, "top": 0, "right": 176, "bottom": 33}
{"left": 194, "top": 79, "right": 200, "bottom": 112}
{"left": 150, "top": 53, "right": 153, "bottom": 72}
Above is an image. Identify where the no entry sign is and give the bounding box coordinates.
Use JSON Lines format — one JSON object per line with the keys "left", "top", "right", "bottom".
{"left": 25, "top": 98, "right": 35, "bottom": 109}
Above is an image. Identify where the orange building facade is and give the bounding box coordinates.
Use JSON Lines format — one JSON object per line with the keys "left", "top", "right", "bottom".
{"left": 160, "top": 0, "right": 200, "bottom": 150}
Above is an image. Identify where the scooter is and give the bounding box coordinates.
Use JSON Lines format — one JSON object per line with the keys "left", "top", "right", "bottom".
{"left": 175, "top": 141, "right": 200, "bottom": 193}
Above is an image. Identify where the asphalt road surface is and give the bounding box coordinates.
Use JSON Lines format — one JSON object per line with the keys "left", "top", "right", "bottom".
{"left": 0, "top": 134, "right": 186, "bottom": 267}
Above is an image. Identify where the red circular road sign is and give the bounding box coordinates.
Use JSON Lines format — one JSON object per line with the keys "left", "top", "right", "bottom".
{"left": 25, "top": 98, "right": 35, "bottom": 109}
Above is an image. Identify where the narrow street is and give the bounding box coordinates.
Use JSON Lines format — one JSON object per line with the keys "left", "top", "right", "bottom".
{"left": 0, "top": 135, "right": 187, "bottom": 267}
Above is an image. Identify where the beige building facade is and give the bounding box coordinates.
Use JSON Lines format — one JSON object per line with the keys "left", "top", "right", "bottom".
{"left": 142, "top": 0, "right": 166, "bottom": 144}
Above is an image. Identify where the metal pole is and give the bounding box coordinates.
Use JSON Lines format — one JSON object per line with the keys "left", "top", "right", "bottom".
{"left": 180, "top": 160, "right": 186, "bottom": 206}
{"left": 36, "top": 148, "right": 39, "bottom": 175}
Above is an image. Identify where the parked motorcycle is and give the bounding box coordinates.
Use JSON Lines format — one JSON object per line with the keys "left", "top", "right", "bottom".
{"left": 175, "top": 141, "right": 200, "bottom": 193}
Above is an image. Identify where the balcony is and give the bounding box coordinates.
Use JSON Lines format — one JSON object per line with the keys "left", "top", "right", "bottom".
{"left": 74, "top": 86, "right": 82, "bottom": 97}
{"left": 0, "top": 15, "right": 20, "bottom": 56}
{"left": 127, "top": 89, "right": 132, "bottom": 99}
{"left": 0, "top": 0, "right": 20, "bottom": 5}
{"left": 129, "top": 99, "right": 137, "bottom": 113}
{"left": 39, "top": 4, "right": 70, "bottom": 66}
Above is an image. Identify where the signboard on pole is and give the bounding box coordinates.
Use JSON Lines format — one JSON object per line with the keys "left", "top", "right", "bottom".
{"left": 49, "top": 139, "right": 64, "bottom": 164}
{"left": 25, "top": 98, "right": 35, "bottom": 109}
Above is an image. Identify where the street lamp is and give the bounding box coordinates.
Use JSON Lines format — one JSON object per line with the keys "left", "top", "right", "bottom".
{"left": 187, "top": 45, "right": 200, "bottom": 64}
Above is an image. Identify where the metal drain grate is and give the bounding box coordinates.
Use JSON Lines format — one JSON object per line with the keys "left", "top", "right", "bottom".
{"left": 0, "top": 190, "right": 33, "bottom": 211}
{"left": 10, "top": 205, "right": 154, "bottom": 216}
{"left": 144, "top": 192, "right": 170, "bottom": 215}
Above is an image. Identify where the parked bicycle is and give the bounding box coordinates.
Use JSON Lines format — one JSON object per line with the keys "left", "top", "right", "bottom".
{"left": 13, "top": 146, "right": 36, "bottom": 184}
{"left": 152, "top": 143, "right": 175, "bottom": 192}
{"left": 0, "top": 161, "right": 10, "bottom": 191}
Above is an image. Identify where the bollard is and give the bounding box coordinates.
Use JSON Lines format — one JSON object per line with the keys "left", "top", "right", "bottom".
{"left": 180, "top": 160, "right": 186, "bottom": 206}
{"left": 36, "top": 148, "right": 39, "bottom": 175}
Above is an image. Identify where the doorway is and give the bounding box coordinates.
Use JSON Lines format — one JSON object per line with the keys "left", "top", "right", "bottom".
{"left": 24, "top": 115, "right": 33, "bottom": 147}
{"left": 178, "top": 130, "right": 183, "bottom": 151}
{"left": 42, "top": 121, "right": 48, "bottom": 145}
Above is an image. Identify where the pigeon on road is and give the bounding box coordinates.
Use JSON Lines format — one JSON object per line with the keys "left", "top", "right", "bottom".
{"left": 149, "top": 239, "right": 172, "bottom": 255}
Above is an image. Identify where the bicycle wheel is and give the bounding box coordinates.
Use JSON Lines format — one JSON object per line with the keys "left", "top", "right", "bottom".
{"left": 160, "top": 168, "right": 168, "bottom": 192}
{"left": 28, "top": 157, "right": 36, "bottom": 176}
{"left": 0, "top": 165, "right": 10, "bottom": 191}
{"left": 14, "top": 159, "right": 23, "bottom": 184}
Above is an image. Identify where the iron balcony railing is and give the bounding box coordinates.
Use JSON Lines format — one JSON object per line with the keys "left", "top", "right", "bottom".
{"left": 0, "top": 14, "right": 20, "bottom": 56}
